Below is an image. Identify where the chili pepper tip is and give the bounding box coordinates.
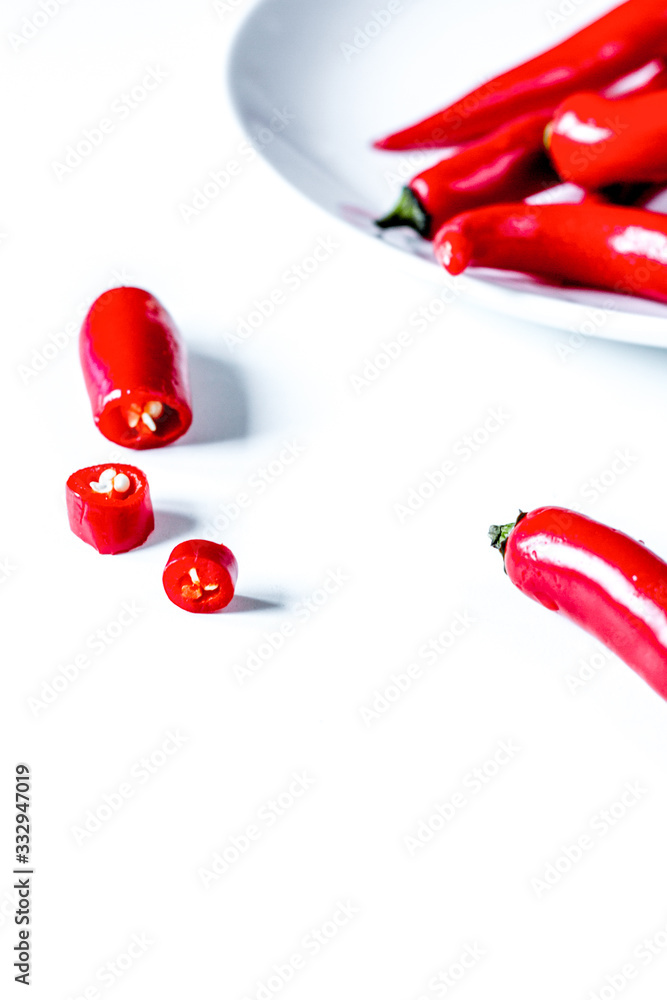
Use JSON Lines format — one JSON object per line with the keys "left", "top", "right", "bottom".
{"left": 373, "top": 134, "right": 418, "bottom": 151}
{"left": 372, "top": 130, "right": 451, "bottom": 152}
{"left": 433, "top": 229, "right": 471, "bottom": 276}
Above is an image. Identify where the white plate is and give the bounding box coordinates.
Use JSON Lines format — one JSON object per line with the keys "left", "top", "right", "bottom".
{"left": 228, "top": 0, "right": 667, "bottom": 347}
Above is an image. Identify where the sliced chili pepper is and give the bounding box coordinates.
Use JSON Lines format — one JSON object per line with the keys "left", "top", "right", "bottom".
{"left": 376, "top": 111, "right": 558, "bottom": 238}
{"left": 66, "top": 463, "right": 154, "bottom": 554}
{"left": 374, "top": 0, "right": 667, "bottom": 150}
{"left": 163, "top": 539, "right": 238, "bottom": 613}
{"left": 79, "top": 287, "right": 193, "bottom": 449}
{"left": 489, "top": 507, "right": 667, "bottom": 700}
{"left": 433, "top": 201, "right": 667, "bottom": 304}
{"left": 547, "top": 89, "right": 667, "bottom": 189}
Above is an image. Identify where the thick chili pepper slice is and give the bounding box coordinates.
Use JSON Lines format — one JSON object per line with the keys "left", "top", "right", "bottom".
{"left": 489, "top": 507, "right": 667, "bottom": 700}
{"left": 374, "top": 0, "right": 667, "bottom": 150}
{"left": 376, "top": 111, "right": 558, "bottom": 238}
{"left": 433, "top": 201, "right": 667, "bottom": 304}
{"left": 547, "top": 89, "right": 667, "bottom": 189}
{"left": 66, "top": 464, "right": 154, "bottom": 554}
{"left": 163, "top": 539, "right": 238, "bottom": 613}
{"left": 79, "top": 287, "right": 193, "bottom": 449}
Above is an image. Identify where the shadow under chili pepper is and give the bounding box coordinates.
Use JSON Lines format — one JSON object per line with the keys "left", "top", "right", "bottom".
{"left": 145, "top": 511, "right": 198, "bottom": 548}
{"left": 220, "top": 594, "right": 285, "bottom": 613}
{"left": 180, "top": 351, "right": 250, "bottom": 445}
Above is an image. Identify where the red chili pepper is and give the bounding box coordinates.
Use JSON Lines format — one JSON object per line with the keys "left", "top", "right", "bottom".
{"left": 547, "top": 88, "right": 667, "bottom": 188}
{"left": 433, "top": 200, "right": 667, "bottom": 304}
{"left": 489, "top": 507, "right": 667, "bottom": 700}
{"left": 374, "top": 0, "right": 667, "bottom": 150}
{"left": 66, "top": 464, "right": 154, "bottom": 554}
{"left": 376, "top": 111, "right": 558, "bottom": 238}
{"left": 162, "top": 539, "right": 238, "bottom": 613}
{"left": 79, "top": 287, "right": 193, "bottom": 450}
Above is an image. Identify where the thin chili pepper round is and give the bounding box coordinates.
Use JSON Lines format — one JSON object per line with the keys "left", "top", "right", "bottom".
{"left": 489, "top": 507, "right": 667, "bottom": 700}
{"left": 66, "top": 463, "right": 154, "bottom": 554}
{"left": 163, "top": 539, "right": 238, "bottom": 613}
{"left": 79, "top": 286, "right": 193, "bottom": 450}
{"left": 433, "top": 200, "right": 667, "bottom": 304}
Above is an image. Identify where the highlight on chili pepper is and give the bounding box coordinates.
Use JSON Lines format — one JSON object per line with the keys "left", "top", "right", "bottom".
{"left": 433, "top": 201, "right": 667, "bottom": 304}
{"left": 373, "top": 0, "right": 667, "bottom": 150}
{"left": 79, "top": 286, "right": 193, "bottom": 450}
{"left": 489, "top": 506, "right": 667, "bottom": 701}
{"left": 162, "top": 539, "right": 238, "bottom": 613}
{"left": 66, "top": 463, "right": 154, "bottom": 554}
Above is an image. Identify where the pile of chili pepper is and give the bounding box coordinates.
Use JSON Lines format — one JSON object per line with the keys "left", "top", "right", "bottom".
{"left": 375, "top": 0, "right": 667, "bottom": 304}
{"left": 67, "top": 286, "right": 238, "bottom": 614}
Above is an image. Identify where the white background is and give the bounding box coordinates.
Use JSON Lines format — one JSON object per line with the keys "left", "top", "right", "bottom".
{"left": 3, "top": 1, "right": 667, "bottom": 998}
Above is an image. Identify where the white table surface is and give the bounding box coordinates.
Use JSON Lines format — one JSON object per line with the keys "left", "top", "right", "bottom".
{"left": 4, "top": 1, "right": 667, "bottom": 998}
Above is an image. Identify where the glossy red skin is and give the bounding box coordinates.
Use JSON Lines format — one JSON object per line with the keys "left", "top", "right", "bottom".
{"left": 601, "top": 58, "right": 667, "bottom": 98}
{"left": 503, "top": 507, "right": 667, "bottom": 699}
{"left": 433, "top": 201, "right": 667, "bottom": 303}
{"left": 374, "top": 0, "right": 667, "bottom": 150}
{"left": 162, "top": 539, "right": 238, "bottom": 613}
{"left": 79, "top": 287, "right": 193, "bottom": 449}
{"left": 411, "top": 111, "right": 558, "bottom": 237}
{"left": 549, "top": 89, "right": 667, "bottom": 188}
{"left": 66, "top": 464, "right": 154, "bottom": 554}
